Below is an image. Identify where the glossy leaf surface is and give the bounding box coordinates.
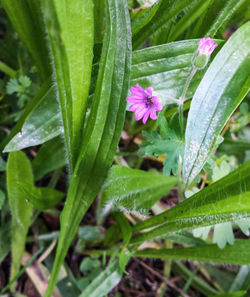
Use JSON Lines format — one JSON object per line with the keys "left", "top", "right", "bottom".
{"left": 2, "top": 39, "right": 223, "bottom": 152}
{"left": 4, "top": 86, "right": 62, "bottom": 152}
{"left": 45, "top": 1, "right": 132, "bottom": 295}
{"left": 183, "top": 22, "right": 250, "bottom": 186}
{"left": 42, "top": 0, "right": 94, "bottom": 170}
{"left": 131, "top": 39, "right": 223, "bottom": 103}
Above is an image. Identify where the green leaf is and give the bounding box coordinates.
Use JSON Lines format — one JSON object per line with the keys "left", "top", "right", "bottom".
{"left": 45, "top": 1, "right": 132, "bottom": 295}
{"left": 131, "top": 0, "right": 162, "bottom": 35}
{"left": 42, "top": 0, "right": 94, "bottom": 171}
{"left": 0, "top": 79, "right": 53, "bottom": 153}
{"left": 213, "top": 222, "right": 234, "bottom": 249}
{"left": 0, "top": 222, "right": 11, "bottom": 263}
{"left": 206, "top": 0, "right": 247, "bottom": 37}
{"left": 236, "top": 218, "right": 250, "bottom": 236}
{"left": 0, "top": 156, "right": 6, "bottom": 172}
{"left": 172, "top": 261, "right": 219, "bottom": 296}
{"left": 7, "top": 151, "right": 33, "bottom": 283}
{"left": 132, "top": 0, "right": 194, "bottom": 48}
{"left": 3, "top": 85, "right": 62, "bottom": 152}
{"left": 78, "top": 226, "right": 104, "bottom": 242}
{"left": 131, "top": 160, "right": 250, "bottom": 244}
{"left": 0, "top": 190, "right": 6, "bottom": 210}
{"left": 19, "top": 183, "right": 64, "bottom": 211}
{"left": 93, "top": 0, "right": 105, "bottom": 43}
{"left": 183, "top": 22, "right": 250, "bottom": 186}
{"left": 32, "top": 137, "right": 66, "bottom": 180}
{"left": 113, "top": 213, "right": 133, "bottom": 273}
{"left": 77, "top": 257, "right": 102, "bottom": 291}
{"left": 135, "top": 239, "right": 250, "bottom": 265}
{"left": 167, "top": 0, "right": 212, "bottom": 42}
{"left": 229, "top": 266, "right": 250, "bottom": 293}
{"left": 79, "top": 260, "right": 122, "bottom": 297}
{"left": 19, "top": 75, "right": 31, "bottom": 88}
{"left": 139, "top": 114, "right": 184, "bottom": 175}
{"left": 6, "top": 78, "right": 19, "bottom": 94}
{"left": 1, "top": 0, "right": 51, "bottom": 79}
{"left": 98, "top": 166, "right": 177, "bottom": 220}
{"left": 210, "top": 292, "right": 246, "bottom": 297}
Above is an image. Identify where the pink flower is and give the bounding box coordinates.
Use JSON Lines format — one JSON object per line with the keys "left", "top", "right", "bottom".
{"left": 198, "top": 37, "right": 218, "bottom": 56}
{"left": 126, "top": 84, "right": 163, "bottom": 124}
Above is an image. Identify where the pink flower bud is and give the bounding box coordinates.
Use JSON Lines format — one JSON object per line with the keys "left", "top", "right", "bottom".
{"left": 192, "top": 38, "right": 218, "bottom": 69}
{"left": 198, "top": 37, "right": 218, "bottom": 56}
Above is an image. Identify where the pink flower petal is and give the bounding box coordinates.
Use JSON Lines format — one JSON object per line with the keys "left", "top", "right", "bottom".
{"left": 153, "top": 96, "right": 163, "bottom": 111}
{"left": 135, "top": 108, "right": 147, "bottom": 121}
{"left": 126, "top": 96, "right": 145, "bottom": 103}
{"left": 145, "top": 87, "right": 153, "bottom": 96}
{"left": 135, "top": 84, "right": 145, "bottom": 93}
{"left": 127, "top": 84, "right": 162, "bottom": 124}
{"left": 142, "top": 109, "right": 151, "bottom": 124}
{"left": 129, "top": 103, "right": 140, "bottom": 112}
{"left": 130, "top": 86, "right": 145, "bottom": 97}
{"left": 150, "top": 109, "right": 157, "bottom": 120}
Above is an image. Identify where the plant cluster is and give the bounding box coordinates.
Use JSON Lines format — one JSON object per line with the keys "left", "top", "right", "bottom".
{"left": 0, "top": 0, "right": 250, "bottom": 296}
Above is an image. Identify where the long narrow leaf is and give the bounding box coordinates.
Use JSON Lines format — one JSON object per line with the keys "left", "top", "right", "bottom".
{"left": 42, "top": 0, "right": 94, "bottom": 171}
{"left": 135, "top": 240, "right": 250, "bottom": 265}
{"left": 45, "top": 1, "right": 132, "bottom": 296}
{"left": 183, "top": 22, "right": 250, "bottom": 186}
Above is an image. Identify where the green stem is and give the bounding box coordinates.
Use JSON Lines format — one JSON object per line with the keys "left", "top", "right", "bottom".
{"left": 177, "top": 156, "right": 184, "bottom": 202}
{"left": 178, "top": 67, "right": 197, "bottom": 136}
{"left": 0, "top": 61, "right": 17, "bottom": 77}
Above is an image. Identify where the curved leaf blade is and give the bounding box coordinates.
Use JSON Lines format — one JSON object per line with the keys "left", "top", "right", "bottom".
{"left": 183, "top": 22, "right": 250, "bottom": 186}
{"left": 135, "top": 240, "right": 250, "bottom": 265}
{"left": 132, "top": 161, "right": 250, "bottom": 243}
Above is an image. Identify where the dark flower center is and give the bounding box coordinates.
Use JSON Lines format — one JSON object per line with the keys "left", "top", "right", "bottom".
{"left": 145, "top": 95, "right": 153, "bottom": 108}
